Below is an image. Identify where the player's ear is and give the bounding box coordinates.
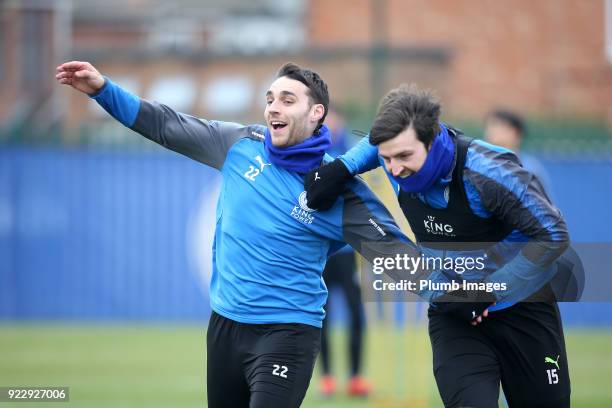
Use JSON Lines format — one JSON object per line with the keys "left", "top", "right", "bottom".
{"left": 311, "top": 104, "right": 324, "bottom": 124}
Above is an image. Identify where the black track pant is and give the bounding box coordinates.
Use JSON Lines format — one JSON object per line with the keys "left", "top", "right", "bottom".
{"left": 207, "top": 312, "right": 321, "bottom": 408}
{"left": 320, "top": 251, "right": 364, "bottom": 376}
{"left": 429, "top": 301, "right": 570, "bottom": 408}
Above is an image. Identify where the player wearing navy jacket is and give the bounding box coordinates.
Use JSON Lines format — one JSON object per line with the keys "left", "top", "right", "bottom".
{"left": 305, "top": 84, "right": 572, "bottom": 408}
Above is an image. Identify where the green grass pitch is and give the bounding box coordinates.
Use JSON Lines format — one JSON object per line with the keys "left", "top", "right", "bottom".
{"left": 1, "top": 324, "right": 611, "bottom": 407}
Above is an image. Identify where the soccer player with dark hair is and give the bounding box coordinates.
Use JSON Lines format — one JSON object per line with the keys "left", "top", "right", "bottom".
{"left": 305, "top": 84, "right": 572, "bottom": 407}
{"left": 56, "top": 61, "right": 421, "bottom": 408}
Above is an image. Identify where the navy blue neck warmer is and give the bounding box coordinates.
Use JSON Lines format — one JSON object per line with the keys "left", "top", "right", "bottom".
{"left": 264, "top": 125, "right": 332, "bottom": 174}
{"left": 386, "top": 123, "right": 454, "bottom": 193}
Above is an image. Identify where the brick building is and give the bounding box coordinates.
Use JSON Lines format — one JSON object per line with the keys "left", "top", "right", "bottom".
{"left": 1, "top": 0, "right": 611, "bottom": 140}
{"left": 309, "top": 0, "right": 612, "bottom": 120}
{"left": 0, "top": 0, "right": 71, "bottom": 136}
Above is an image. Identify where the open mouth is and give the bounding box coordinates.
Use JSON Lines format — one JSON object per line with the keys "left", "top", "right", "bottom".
{"left": 271, "top": 121, "right": 287, "bottom": 130}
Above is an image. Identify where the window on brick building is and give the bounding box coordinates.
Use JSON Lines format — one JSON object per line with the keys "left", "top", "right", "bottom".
{"left": 607, "top": 0, "right": 612, "bottom": 64}
{"left": 21, "top": 10, "right": 46, "bottom": 92}
{"left": 147, "top": 76, "right": 197, "bottom": 113}
{"left": 0, "top": 20, "right": 4, "bottom": 85}
{"left": 203, "top": 76, "right": 254, "bottom": 116}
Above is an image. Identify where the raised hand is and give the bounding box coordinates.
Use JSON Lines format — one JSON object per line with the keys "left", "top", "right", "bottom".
{"left": 56, "top": 61, "right": 105, "bottom": 95}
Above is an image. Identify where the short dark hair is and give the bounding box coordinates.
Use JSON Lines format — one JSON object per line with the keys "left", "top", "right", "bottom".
{"left": 276, "top": 62, "right": 329, "bottom": 132}
{"left": 487, "top": 109, "right": 526, "bottom": 137}
{"left": 369, "top": 84, "right": 441, "bottom": 147}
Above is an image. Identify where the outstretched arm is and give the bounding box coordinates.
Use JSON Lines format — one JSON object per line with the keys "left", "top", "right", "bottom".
{"left": 338, "top": 135, "right": 381, "bottom": 175}
{"left": 56, "top": 61, "right": 246, "bottom": 170}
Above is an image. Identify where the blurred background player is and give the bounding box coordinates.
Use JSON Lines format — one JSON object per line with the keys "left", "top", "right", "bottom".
{"left": 484, "top": 109, "right": 552, "bottom": 194}
{"left": 318, "top": 110, "right": 370, "bottom": 397}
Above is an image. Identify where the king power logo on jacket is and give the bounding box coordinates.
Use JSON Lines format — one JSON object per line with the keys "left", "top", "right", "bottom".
{"left": 424, "top": 215, "right": 456, "bottom": 237}
{"left": 291, "top": 191, "right": 316, "bottom": 225}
